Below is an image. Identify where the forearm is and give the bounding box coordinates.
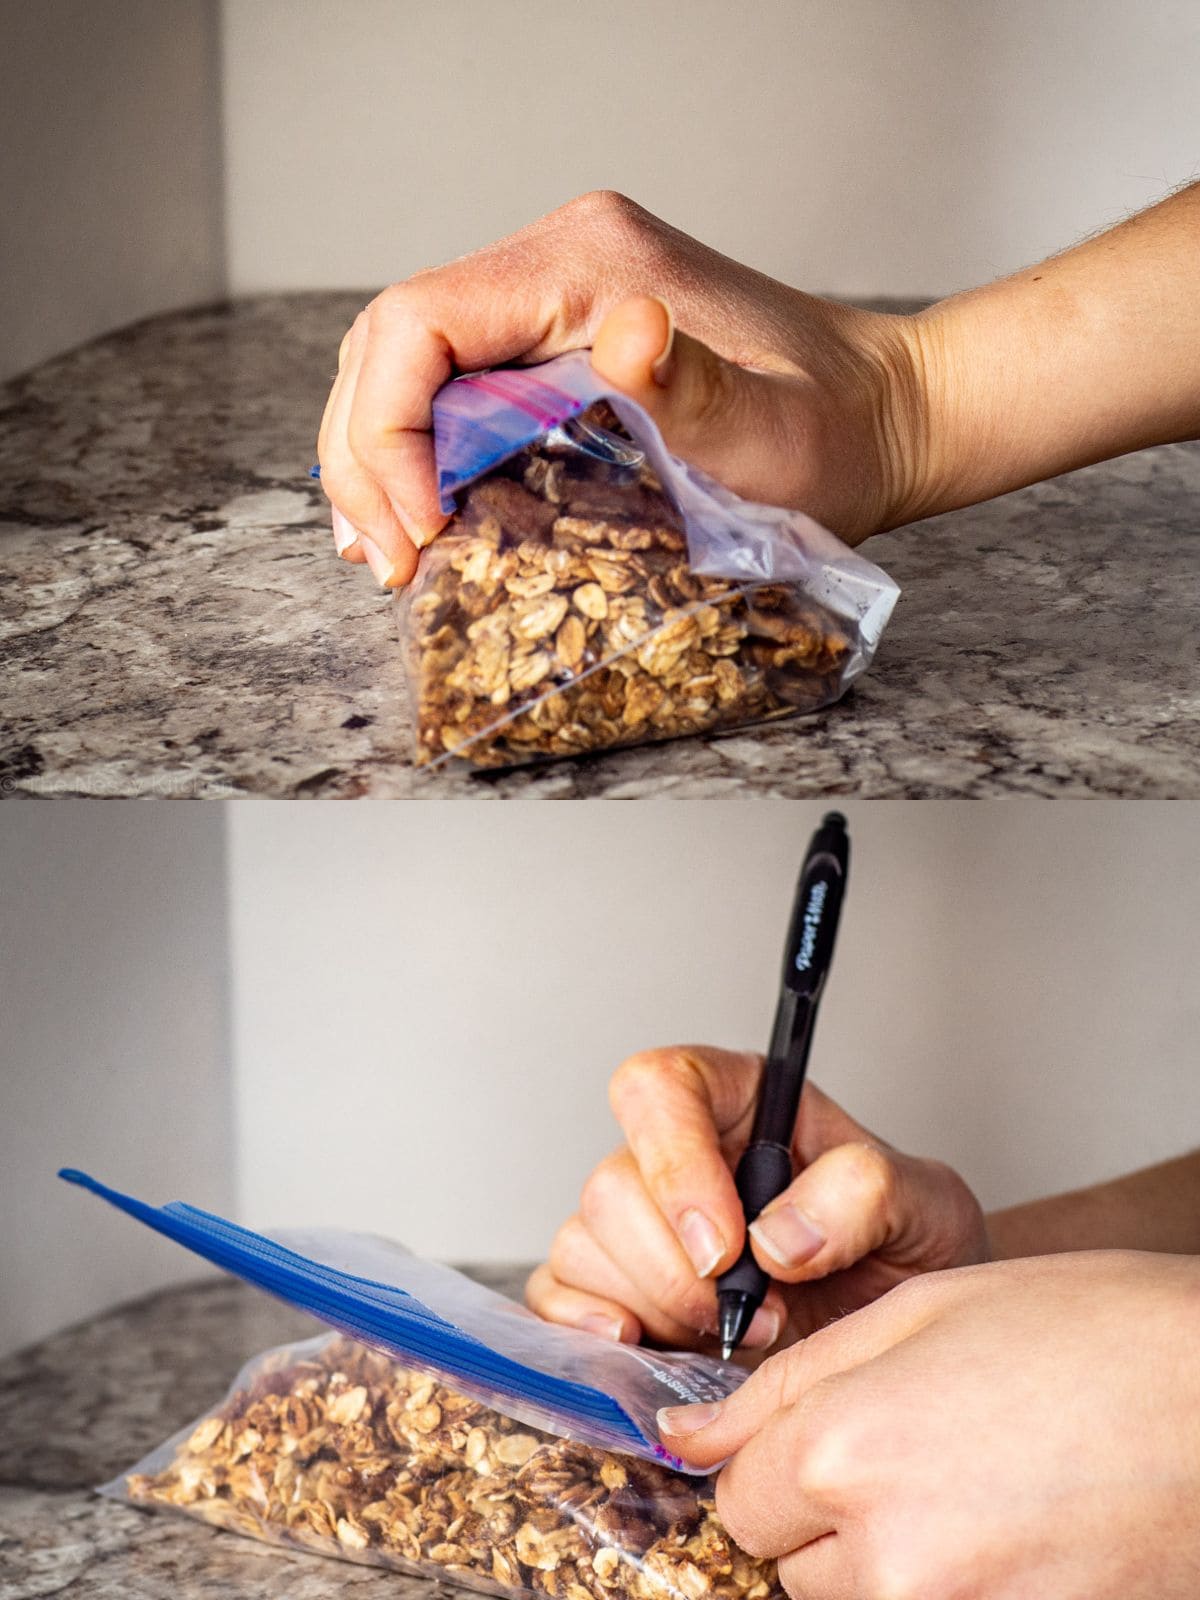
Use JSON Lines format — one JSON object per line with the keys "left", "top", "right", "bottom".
{"left": 904, "top": 181, "right": 1200, "bottom": 522}
{"left": 987, "top": 1151, "right": 1200, "bottom": 1260}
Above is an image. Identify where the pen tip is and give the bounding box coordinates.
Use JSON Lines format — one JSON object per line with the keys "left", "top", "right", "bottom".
{"left": 718, "top": 1290, "right": 754, "bottom": 1361}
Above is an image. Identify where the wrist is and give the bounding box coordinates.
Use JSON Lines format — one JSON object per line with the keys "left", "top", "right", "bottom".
{"left": 894, "top": 240, "right": 1194, "bottom": 525}
{"left": 802, "top": 302, "right": 943, "bottom": 539}
{"left": 908, "top": 285, "right": 1053, "bottom": 523}
{"left": 885, "top": 294, "right": 1021, "bottom": 528}
{"left": 837, "top": 306, "right": 948, "bottom": 536}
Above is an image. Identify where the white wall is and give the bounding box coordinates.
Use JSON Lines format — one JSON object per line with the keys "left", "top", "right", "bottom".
{"left": 0, "top": 807, "right": 233, "bottom": 1359}
{"left": 4, "top": 801, "right": 1197, "bottom": 1357}
{"left": 220, "top": 0, "right": 1200, "bottom": 299}
{"left": 0, "top": 0, "right": 224, "bottom": 383}
{"left": 226, "top": 802, "right": 1200, "bottom": 1263}
{"left": 8, "top": 1, "right": 1196, "bottom": 382}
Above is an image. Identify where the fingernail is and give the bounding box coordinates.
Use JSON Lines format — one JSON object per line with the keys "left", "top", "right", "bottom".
{"left": 359, "top": 532, "right": 404, "bottom": 589}
{"left": 744, "top": 1304, "right": 782, "bottom": 1348}
{"left": 749, "top": 1206, "right": 826, "bottom": 1268}
{"left": 578, "top": 1313, "right": 626, "bottom": 1343}
{"left": 657, "top": 1401, "right": 720, "bottom": 1438}
{"left": 331, "top": 506, "right": 361, "bottom": 556}
{"left": 409, "top": 524, "right": 440, "bottom": 550}
{"left": 678, "top": 1210, "right": 725, "bottom": 1279}
{"left": 651, "top": 297, "right": 675, "bottom": 388}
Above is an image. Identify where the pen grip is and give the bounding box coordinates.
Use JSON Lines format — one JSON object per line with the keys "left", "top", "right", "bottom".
{"left": 736, "top": 1139, "right": 794, "bottom": 1219}
{"left": 719, "top": 1140, "right": 795, "bottom": 1300}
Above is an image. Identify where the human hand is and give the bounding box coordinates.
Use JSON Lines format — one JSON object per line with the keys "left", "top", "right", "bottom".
{"left": 316, "top": 192, "right": 929, "bottom": 587}
{"left": 526, "top": 1045, "right": 987, "bottom": 1350}
{"left": 658, "top": 1250, "right": 1200, "bottom": 1599}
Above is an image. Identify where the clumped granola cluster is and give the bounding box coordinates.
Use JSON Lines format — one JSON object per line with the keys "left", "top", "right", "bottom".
{"left": 401, "top": 410, "right": 852, "bottom": 767}
{"left": 128, "top": 1336, "right": 781, "bottom": 1600}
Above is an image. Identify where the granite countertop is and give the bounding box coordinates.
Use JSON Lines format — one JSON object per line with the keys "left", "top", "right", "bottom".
{"left": 1, "top": 292, "right": 1196, "bottom": 799}
{"left": 0, "top": 1270, "right": 526, "bottom": 1596}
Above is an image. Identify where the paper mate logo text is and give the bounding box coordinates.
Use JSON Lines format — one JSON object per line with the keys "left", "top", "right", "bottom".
{"left": 794, "top": 880, "right": 828, "bottom": 972}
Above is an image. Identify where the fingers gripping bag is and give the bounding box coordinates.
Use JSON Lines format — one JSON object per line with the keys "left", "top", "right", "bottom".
{"left": 404, "top": 352, "right": 899, "bottom": 768}
{"left": 62, "top": 1170, "right": 784, "bottom": 1600}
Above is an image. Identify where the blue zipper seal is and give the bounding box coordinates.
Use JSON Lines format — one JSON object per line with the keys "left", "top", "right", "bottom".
{"left": 59, "top": 1169, "right": 676, "bottom": 1463}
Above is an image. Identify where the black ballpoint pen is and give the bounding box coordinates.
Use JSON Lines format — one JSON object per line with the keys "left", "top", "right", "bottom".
{"left": 716, "top": 812, "right": 850, "bottom": 1359}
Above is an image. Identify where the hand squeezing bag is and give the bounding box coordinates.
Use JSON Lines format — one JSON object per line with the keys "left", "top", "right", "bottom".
{"left": 403, "top": 352, "right": 899, "bottom": 767}
{"left": 64, "top": 1170, "right": 784, "bottom": 1600}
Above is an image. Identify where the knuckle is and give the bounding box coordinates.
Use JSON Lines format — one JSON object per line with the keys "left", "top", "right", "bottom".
{"left": 578, "top": 1154, "right": 629, "bottom": 1228}
{"left": 613, "top": 1044, "right": 703, "bottom": 1107}
{"left": 344, "top": 408, "right": 387, "bottom": 471}
{"left": 523, "top": 1263, "right": 553, "bottom": 1310}
{"left": 795, "top": 1412, "right": 856, "bottom": 1501}
{"left": 547, "top": 1214, "right": 590, "bottom": 1280}
{"left": 837, "top": 1140, "right": 898, "bottom": 1212}
{"left": 333, "top": 309, "right": 371, "bottom": 376}
{"left": 317, "top": 421, "right": 356, "bottom": 481}
{"left": 609, "top": 1048, "right": 675, "bottom": 1116}
{"left": 658, "top": 1262, "right": 712, "bottom": 1326}
{"left": 567, "top": 188, "right": 647, "bottom": 234}
{"left": 647, "top": 1148, "right": 704, "bottom": 1203}
{"left": 372, "top": 280, "right": 416, "bottom": 320}
{"left": 362, "top": 281, "right": 430, "bottom": 351}
{"left": 316, "top": 457, "right": 355, "bottom": 516}
{"left": 865, "top": 1547, "right": 927, "bottom": 1600}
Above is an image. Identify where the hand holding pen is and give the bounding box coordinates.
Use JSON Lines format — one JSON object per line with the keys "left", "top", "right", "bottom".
{"left": 528, "top": 819, "right": 989, "bottom": 1352}
{"left": 717, "top": 811, "right": 851, "bottom": 1356}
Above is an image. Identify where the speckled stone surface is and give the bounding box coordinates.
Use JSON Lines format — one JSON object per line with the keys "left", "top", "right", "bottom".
{"left": 1, "top": 293, "right": 1196, "bottom": 798}
{"left": 0, "top": 1270, "right": 526, "bottom": 1596}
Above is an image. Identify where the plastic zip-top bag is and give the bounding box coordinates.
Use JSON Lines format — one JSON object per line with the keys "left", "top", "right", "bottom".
{"left": 402, "top": 352, "right": 899, "bottom": 767}
{"left": 60, "top": 1170, "right": 740, "bottom": 1467}
{"left": 66, "top": 1171, "right": 784, "bottom": 1600}
{"left": 103, "top": 1332, "right": 783, "bottom": 1600}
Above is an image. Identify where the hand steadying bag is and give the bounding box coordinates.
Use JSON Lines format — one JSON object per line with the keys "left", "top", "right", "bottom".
{"left": 403, "top": 353, "right": 899, "bottom": 767}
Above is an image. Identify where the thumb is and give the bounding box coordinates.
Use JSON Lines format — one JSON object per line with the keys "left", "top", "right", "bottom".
{"left": 657, "top": 1276, "right": 939, "bottom": 1468}
{"left": 656, "top": 1345, "right": 816, "bottom": 1470}
{"left": 747, "top": 1140, "right": 907, "bottom": 1283}
{"left": 750, "top": 1139, "right": 987, "bottom": 1284}
{"left": 748, "top": 1082, "right": 988, "bottom": 1283}
{"left": 590, "top": 296, "right": 807, "bottom": 506}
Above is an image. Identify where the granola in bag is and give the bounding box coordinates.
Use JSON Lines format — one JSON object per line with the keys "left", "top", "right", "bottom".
{"left": 401, "top": 355, "right": 898, "bottom": 769}
{"left": 113, "top": 1334, "right": 783, "bottom": 1600}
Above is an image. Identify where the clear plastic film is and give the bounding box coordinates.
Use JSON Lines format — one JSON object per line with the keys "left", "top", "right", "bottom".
{"left": 61, "top": 1170, "right": 740, "bottom": 1468}
{"left": 401, "top": 352, "right": 899, "bottom": 768}
{"left": 104, "top": 1332, "right": 784, "bottom": 1600}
